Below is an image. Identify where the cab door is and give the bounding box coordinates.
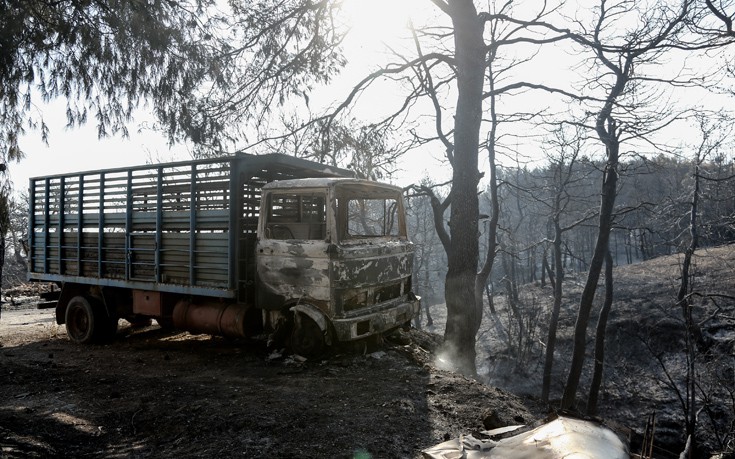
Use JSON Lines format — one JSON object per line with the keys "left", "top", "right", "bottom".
{"left": 255, "top": 189, "right": 332, "bottom": 311}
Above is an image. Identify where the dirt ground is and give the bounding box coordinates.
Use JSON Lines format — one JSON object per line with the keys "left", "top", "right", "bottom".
{"left": 5, "top": 245, "right": 732, "bottom": 458}
{"left": 0, "top": 306, "right": 536, "bottom": 459}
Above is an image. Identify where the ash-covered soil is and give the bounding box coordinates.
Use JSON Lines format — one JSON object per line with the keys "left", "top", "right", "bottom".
{"left": 0, "top": 308, "right": 535, "bottom": 459}
{"left": 4, "top": 245, "right": 733, "bottom": 458}
{"left": 468, "top": 245, "right": 735, "bottom": 458}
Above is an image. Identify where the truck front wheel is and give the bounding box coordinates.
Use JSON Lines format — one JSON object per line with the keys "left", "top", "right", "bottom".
{"left": 290, "top": 313, "right": 325, "bottom": 357}
{"left": 65, "top": 296, "right": 116, "bottom": 344}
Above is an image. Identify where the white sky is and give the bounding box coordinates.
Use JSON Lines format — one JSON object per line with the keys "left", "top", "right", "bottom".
{"left": 11, "top": 0, "right": 733, "bottom": 195}
{"left": 12, "top": 101, "right": 191, "bottom": 195}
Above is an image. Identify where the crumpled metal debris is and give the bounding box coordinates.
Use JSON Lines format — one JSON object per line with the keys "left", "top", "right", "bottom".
{"left": 422, "top": 414, "right": 629, "bottom": 459}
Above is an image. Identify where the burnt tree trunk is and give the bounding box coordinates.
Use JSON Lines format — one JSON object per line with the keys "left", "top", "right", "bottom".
{"left": 560, "top": 117, "right": 620, "bottom": 410}
{"left": 424, "top": 266, "right": 434, "bottom": 326}
{"left": 587, "top": 250, "right": 614, "bottom": 415}
{"left": 542, "top": 218, "right": 564, "bottom": 403}
{"left": 440, "top": 0, "right": 486, "bottom": 375}
{"left": 677, "top": 158, "right": 701, "bottom": 452}
{"left": 560, "top": 27, "right": 636, "bottom": 407}
{"left": 541, "top": 252, "right": 555, "bottom": 291}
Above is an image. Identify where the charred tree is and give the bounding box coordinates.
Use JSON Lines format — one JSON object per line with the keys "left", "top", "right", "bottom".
{"left": 542, "top": 214, "right": 564, "bottom": 403}
{"left": 560, "top": 115, "right": 620, "bottom": 410}
{"left": 439, "top": 0, "right": 486, "bottom": 375}
{"left": 587, "top": 250, "right": 614, "bottom": 415}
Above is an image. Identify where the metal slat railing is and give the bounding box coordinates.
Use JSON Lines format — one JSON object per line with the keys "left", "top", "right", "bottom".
{"left": 155, "top": 167, "right": 163, "bottom": 283}
{"left": 98, "top": 173, "right": 105, "bottom": 278}
{"left": 58, "top": 176, "right": 65, "bottom": 275}
{"left": 77, "top": 175, "right": 84, "bottom": 276}
{"left": 125, "top": 170, "right": 133, "bottom": 281}
{"left": 43, "top": 178, "right": 50, "bottom": 274}
{"left": 189, "top": 164, "right": 197, "bottom": 286}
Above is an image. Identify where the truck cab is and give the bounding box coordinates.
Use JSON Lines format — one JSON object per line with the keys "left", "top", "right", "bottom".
{"left": 257, "top": 178, "right": 420, "bottom": 354}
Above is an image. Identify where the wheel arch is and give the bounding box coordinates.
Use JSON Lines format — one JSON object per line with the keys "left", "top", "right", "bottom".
{"left": 289, "top": 302, "right": 332, "bottom": 347}
{"left": 56, "top": 283, "right": 87, "bottom": 325}
{"left": 56, "top": 283, "right": 119, "bottom": 325}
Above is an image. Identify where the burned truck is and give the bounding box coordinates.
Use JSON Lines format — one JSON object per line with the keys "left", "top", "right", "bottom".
{"left": 27, "top": 153, "right": 419, "bottom": 354}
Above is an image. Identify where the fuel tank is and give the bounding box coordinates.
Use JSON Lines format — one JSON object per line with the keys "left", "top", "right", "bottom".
{"left": 172, "top": 300, "right": 255, "bottom": 338}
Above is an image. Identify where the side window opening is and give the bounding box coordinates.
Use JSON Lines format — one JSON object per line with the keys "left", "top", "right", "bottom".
{"left": 265, "top": 193, "right": 327, "bottom": 240}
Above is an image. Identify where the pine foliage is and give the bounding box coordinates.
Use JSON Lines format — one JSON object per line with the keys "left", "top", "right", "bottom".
{"left": 0, "top": 0, "right": 346, "bottom": 158}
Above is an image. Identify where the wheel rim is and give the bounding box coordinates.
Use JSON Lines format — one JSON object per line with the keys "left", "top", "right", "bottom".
{"left": 67, "top": 303, "right": 91, "bottom": 342}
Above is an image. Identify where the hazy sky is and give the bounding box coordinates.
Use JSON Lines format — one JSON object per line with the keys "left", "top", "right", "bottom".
{"left": 13, "top": 101, "right": 188, "bottom": 194}
{"left": 12, "top": 0, "right": 728, "bottom": 195}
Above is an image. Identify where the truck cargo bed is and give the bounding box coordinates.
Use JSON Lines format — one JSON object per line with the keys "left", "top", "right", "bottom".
{"left": 28, "top": 153, "right": 350, "bottom": 300}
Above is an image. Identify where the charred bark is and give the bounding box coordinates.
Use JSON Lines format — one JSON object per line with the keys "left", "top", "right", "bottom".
{"left": 439, "top": 0, "right": 486, "bottom": 376}
{"left": 542, "top": 218, "right": 564, "bottom": 402}
{"left": 677, "top": 158, "right": 701, "bottom": 451}
{"left": 587, "top": 250, "right": 614, "bottom": 415}
{"left": 560, "top": 116, "right": 619, "bottom": 410}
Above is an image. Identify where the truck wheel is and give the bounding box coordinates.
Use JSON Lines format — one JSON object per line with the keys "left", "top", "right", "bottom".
{"left": 290, "top": 313, "right": 325, "bottom": 357}
{"left": 65, "top": 296, "right": 116, "bottom": 344}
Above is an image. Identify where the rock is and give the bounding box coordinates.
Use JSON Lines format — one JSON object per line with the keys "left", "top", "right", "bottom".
{"left": 369, "top": 351, "right": 386, "bottom": 360}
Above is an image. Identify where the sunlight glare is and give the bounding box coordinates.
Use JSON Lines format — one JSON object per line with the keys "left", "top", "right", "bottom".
{"left": 340, "top": 0, "right": 420, "bottom": 60}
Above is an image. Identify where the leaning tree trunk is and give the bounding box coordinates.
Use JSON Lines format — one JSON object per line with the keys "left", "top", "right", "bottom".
{"left": 587, "top": 250, "right": 614, "bottom": 415}
{"left": 542, "top": 218, "right": 564, "bottom": 402}
{"left": 560, "top": 120, "right": 619, "bottom": 410}
{"left": 440, "top": 0, "right": 486, "bottom": 376}
{"left": 473, "top": 33, "right": 501, "bottom": 369}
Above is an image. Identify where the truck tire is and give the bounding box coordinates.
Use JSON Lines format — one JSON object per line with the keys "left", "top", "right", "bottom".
{"left": 290, "top": 312, "right": 325, "bottom": 357}
{"left": 65, "top": 296, "right": 116, "bottom": 344}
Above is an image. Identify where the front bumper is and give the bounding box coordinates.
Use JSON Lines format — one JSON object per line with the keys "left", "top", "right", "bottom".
{"left": 331, "top": 295, "right": 420, "bottom": 341}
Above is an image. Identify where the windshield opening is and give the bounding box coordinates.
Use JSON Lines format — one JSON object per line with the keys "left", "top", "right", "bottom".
{"left": 336, "top": 184, "right": 405, "bottom": 241}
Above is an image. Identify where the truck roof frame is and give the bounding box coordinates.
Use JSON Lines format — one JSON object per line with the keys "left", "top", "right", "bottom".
{"left": 29, "top": 152, "right": 354, "bottom": 182}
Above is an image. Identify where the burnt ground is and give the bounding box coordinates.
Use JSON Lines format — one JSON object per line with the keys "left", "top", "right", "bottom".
{"left": 471, "top": 245, "right": 735, "bottom": 458}
{"left": 0, "top": 308, "right": 535, "bottom": 459}
{"left": 4, "top": 245, "right": 734, "bottom": 458}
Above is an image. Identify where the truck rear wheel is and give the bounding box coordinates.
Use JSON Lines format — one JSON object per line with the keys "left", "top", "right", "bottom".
{"left": 290, "top": 313, "right": 325, "bottom": 357}
{"left": 65, "top": 296, "right": 116, "bottom": 344}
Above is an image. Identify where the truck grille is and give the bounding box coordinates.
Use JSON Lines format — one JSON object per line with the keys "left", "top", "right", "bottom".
{"left": 341, "top": 278, "right": 410, "bottom": 313}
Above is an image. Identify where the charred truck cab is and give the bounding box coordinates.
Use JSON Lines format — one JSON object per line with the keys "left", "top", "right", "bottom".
{"left": 257, "top": 178, "right": 419, "bottom": 354}
{"left": 27, "top": 154, "right": 419, "bottom": 355}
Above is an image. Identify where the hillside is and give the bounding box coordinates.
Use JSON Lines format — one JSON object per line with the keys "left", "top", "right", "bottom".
{"left": 594, "top": 245, "right": 735, "bottom": 457}
{"left": 420, "top": 244, "right": 735, "bottom": 458}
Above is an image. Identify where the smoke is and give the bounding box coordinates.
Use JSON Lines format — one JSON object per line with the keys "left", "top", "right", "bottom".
{"left": 434, "top": 342, "right": 460, "bottom": 372}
